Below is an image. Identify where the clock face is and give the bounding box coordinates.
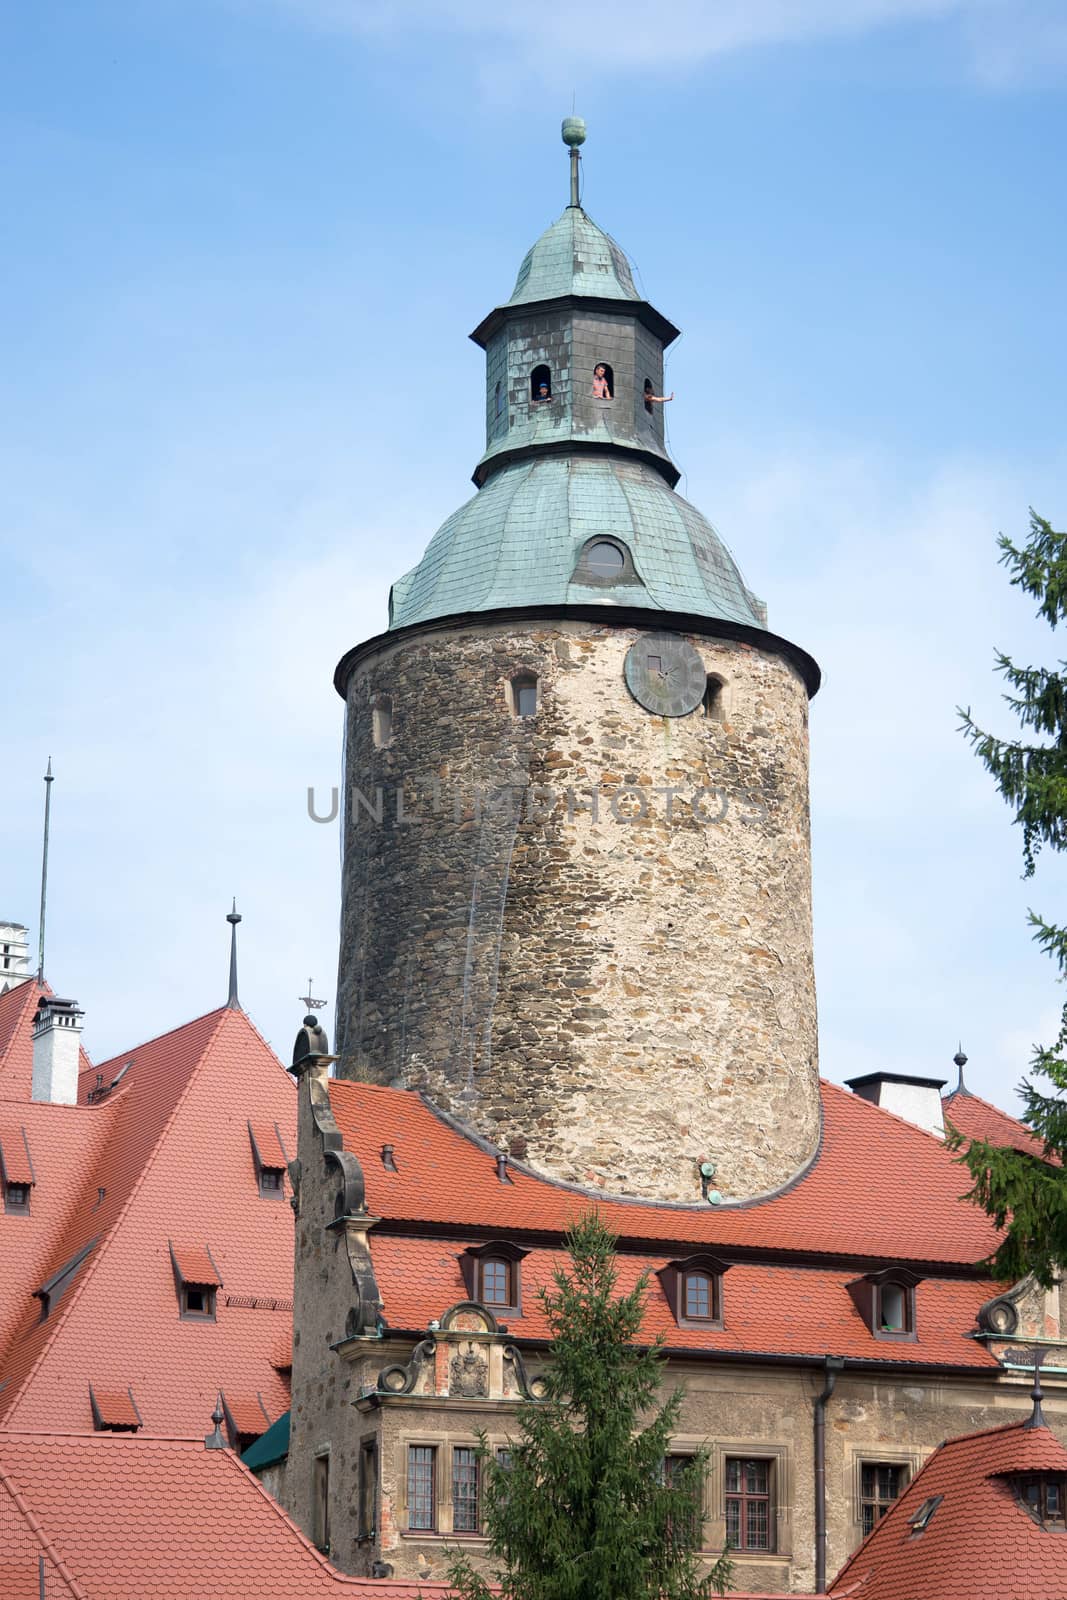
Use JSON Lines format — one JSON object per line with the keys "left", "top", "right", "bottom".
{"left": 624, "top": 632, "right": 706, "bottom": 717}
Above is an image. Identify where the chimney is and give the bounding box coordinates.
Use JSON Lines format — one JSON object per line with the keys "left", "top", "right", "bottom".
{"left": 845, "top": 1072, "right": 947, "bottom": 1137}
{"left": 0, "top": 923, "right": 30, "bottom": 993}
{"left": 31, "top": 996, "right": 84, "bottom": 1105}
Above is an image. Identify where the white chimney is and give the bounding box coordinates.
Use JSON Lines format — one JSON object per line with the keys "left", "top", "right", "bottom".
{"left": 0, "top": 923, "right": 31, "bottom": 993}
{"left": 845, "top": 1072, "right": 947, "bottom": 1138}
{"left": 31, "top": 996, "right": 84, "bottom": 1106}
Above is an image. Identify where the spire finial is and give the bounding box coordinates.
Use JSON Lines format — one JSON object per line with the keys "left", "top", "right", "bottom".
{"left": 226, "top": 900, "right": 242, "bottom": 1011}
{"left": 562, "top": 115, "right": 586, "bottom": 209}
{"left": 953, "top": 1043, "right": 968, "bottom": 1094}
{"left": 1024, "top": 1349, "right": 1048, "bottom": 1429}
{"left": 37, "top": 758, "right": 55, "bottom": 983}
{"left": 204, "top": 1392, "right": 226, "bottom": 1449}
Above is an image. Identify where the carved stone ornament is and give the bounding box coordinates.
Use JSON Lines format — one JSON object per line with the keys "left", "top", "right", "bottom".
{"left": 439, "top": 1301, "right": 499, "bottom": 1335}
{"left": 450, "top": 1342, "right": 489, "bottom": 1398}
{"left": 378, "top": 1339, "right": 436, "bottom": 1396}
{"left": 503, "top": 1343, "right": 548, "bottom": 1401}
{"left": 977, "top": 1274, "right": 1037, "bottom": 1338}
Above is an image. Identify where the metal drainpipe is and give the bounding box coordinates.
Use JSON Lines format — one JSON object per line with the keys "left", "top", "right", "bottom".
{"left": 814, "top": 1355, "right": 845, "bottom": 1593}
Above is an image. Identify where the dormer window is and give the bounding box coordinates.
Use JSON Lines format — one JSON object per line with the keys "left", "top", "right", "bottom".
{"left": 5, "top": 1180, "right": 30, "bottom": 1214}
{"left": 571, "top": 537, "right": 643, "bottom": 590}
{"left": 248, "top": 1120, "right": 288, "bottom": 1200}
{"left": 531, "top": 364, "right": 552, "bottom": 402}
{"left": 1, "top": 1128, "right": 34, "bottom": 1213}
{"left": 1015, "top": 1473, "right": 1067, "bottom": 1528}
{"left": 658, "top": 1254, "right": 729, "bottom": 1328}
{"left": 90, "top": 1384, "right": 142, "bottom": 1433}
{"left": 847, "top": 1268, "right": 921, "bottom": 1341}
{"left": 459, "top": 1240, "right": 529, "bottom": 1313}
{"left": 170, "top": 1242, "right": 222, "bottom": 1322}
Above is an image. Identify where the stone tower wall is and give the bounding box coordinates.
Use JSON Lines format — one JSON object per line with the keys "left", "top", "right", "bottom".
{"left": 335, "top": 616, "right": 820, "bottom": 1203}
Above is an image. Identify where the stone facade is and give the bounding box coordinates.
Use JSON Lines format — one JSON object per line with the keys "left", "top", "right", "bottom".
{"left": 334, "top": 616, "right": 820, "bottom": 1205}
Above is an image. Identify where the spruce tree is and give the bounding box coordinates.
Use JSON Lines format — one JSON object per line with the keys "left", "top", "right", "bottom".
{"left": 446, "top": 1213, "right": 733, "bottom": 1600}
{"left": 954, "top": 510, "right": 1067, "bottom": 1285}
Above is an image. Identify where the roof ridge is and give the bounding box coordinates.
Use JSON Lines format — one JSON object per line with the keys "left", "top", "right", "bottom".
{"left": 822, "top": 1077, "right": 964, "bottom": 1153}
{"left": 0, "top": 1465, "right": 88, "bottom": 1598}
{"left": 943, "top": 1083, "right": 1034, "bottom": 1126}
{"left": 90, "top": 1004, "right": 232, "bottom": 1074}
{"left": 2, "top": 1008, "right": 232, "bottom": 1426}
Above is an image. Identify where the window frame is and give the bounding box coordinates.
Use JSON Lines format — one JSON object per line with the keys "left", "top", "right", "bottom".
{"left": 452, "top": 1445, "right": 481, "bottom": 1534}
{"left": 724, "top": 1456, "right": 775, "bottom": 1554}
{"left": 459, "top": 1240, "right": 527, "bottom": 1313}
{"left": 530, "top": 363, "right": 553, "bottom": 402}
{"left": 509, "top": 674, "right": 538, "bottom": 719}
{"left": 657, "top": 1253, "right": 729, "bottom": 1330}
{"left": 180, "top": 1283, "right": 217, "bottom": 1321}
{"left": 846, "top": 1268, "right": 922, "bottom": 1343}
{"left": 1016, "top": 1473, "right": 1067, "bottom": 1529}
{"left": 406, "top": 1442, "right": 438, "bottom": 1533}
{"left": 592, "top": 360, "right": 614, "bottom": 400}
{"left": 4, "top": 1179, "right": 31, "bottom": 1215}
{"left": 703, "top": 675, "right": 726, "bottom": 722}
{"left": 372, "top": 695, "right": 393, "bottom": 750}
{"left": 859, "top": 1461, "right": 906, "bottom": 1538}
{"left": 709, "top": 1438, "right": 791, "bottom": 1564}
{"left": 358, "top": 1435, "right": 379, "bottom": 1541}
{"left": 313, "top": 1450, "right": 331, "bottom": 1553}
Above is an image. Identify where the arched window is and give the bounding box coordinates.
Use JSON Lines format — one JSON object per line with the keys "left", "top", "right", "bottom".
{"left": 480, "top": 1257, "right": 511, "bottom": 1306}
{"left": 644, "top": 378, "right": 654, "bottom": 414}
{"left": 511, "top": 674, "right": 538, "bottom": 717}
{"left": 684, "top": 1270, "right": 717, "bottom": 1321}
{"left": 703, "top": 676, "right": 725, "bottom": 721}
{"left": 847, "top": 1268, "right": 920, "bottom": 1341}
{"left": 372, "top": 697, "right": 393, "bottom": 749}
{"left": 592, "top": 361, "right": 614, "bottom": 400}
{"left": 530, "top": 364, "right": 552, "bottom": 402}
{"left": 585, "top": 540, "right": 625, "bottom": 578}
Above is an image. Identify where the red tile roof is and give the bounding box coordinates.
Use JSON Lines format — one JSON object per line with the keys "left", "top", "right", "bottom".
{"left": 0, "top": 1006, "right": 297, "bottom": 1439}
{"left": 370, "top": 1237, "right": 1001, "bottom": 1368}
{"left": 89, "top": 1386, "right": 140, "bottom": 1429}
{"left": 327, "top": 1078, "right": 1002, "bottom": 1269}
{"left": 250, "top": 1118, "right": 288, "bottom": 1169}
{"left": 0, "top": 1125, "right": 34, "bottom": 1185}
{"left": 943, "top": 1086, "right": 1056, "bottom": 1163}
{"left": 0, "top": 1431, "right": 388, "bottom": 1596}
{"left": 0, "top": 1426, "right": 813, "bottom": 1600}
{"left": 170, "top": 1242, "right": 222, "bottom": 1286}
{"left": 829, "top": 1418, "right": 1067, "bottom": 1599}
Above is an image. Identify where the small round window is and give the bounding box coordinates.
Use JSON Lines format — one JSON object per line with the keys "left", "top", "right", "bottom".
{"left": 586, "top": 540, "right": 626, "bottom": 578}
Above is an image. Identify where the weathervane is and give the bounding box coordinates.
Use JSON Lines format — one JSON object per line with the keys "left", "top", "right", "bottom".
{"left": 300, "top": 977, "right": 327, "bottom": 1012}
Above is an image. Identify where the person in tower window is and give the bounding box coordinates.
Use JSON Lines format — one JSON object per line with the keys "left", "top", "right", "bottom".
{"left": 533, "top": 382, "right": 551, "bottom": 402}
{"left": 592, "top": 365, "right": 613, "bottom": 399}
{"left": 644, "top": 378, "right": 674, "bottom": 410}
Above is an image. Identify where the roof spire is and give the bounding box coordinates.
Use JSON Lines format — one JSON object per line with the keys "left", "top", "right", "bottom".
{"left": 562, "top": 114, "right": 586, "bottom": 209}
{"left": 37, "top": 757, "right": 54, "bottom": 983}
{"left": 204, "top": 1393, "right": 226, "bottom": 1449}
{"left": 1024, "top": 1350, "right": 1048, "bottom": 1430}
{"left": 226, "top": 900, "right": 242, "bottom": 1010}
{"left": 953, "top": 1043, "right": 969, "bottom": 1095}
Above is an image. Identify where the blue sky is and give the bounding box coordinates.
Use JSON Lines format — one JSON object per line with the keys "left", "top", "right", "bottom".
{"left": 3, "top": 1, "right": 1066, "bottom": 1117}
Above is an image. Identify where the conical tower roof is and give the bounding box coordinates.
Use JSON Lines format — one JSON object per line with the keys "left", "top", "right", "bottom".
{"left": 506, "top": 207, "right": 640, "bottom": 307}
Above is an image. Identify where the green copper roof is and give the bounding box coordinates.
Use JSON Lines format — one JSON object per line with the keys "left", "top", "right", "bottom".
{"left": 507, "top": 208, "right": 639, "bottom": 307}
{"left": 240, "top": 1409, "right": 290, "bottom": 1471}
{"left": 388, "top": 457, "right": 766, "bottom": 632}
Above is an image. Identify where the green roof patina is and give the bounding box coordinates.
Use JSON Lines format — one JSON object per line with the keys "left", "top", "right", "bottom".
{"left": 389, "top": 457, "right": 766, "bottom": 631}
{"left": 507, "top": 208, "right": 639, "bottom": 307}
{"left": 240, "top": 1409, "right": 290, "bottom": 1471}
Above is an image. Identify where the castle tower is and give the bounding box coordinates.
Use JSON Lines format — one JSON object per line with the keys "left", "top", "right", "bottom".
{"left": 334, "top": 125, "right": 822, "bottom": 1203}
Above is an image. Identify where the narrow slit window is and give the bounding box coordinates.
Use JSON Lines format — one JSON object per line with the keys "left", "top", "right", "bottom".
{"left": 495, "top": 380, "right": 503, "bottom": 417}
{"left": 592, "top": 362, "right": 614, "bottom": 399}
{"left": 511, "top": 675, "right": 538, "bottom": 717}
{"left": 644, "top": 377, "right": 654, "bottom": 414}
{"left": 359, "top": 1438, "right": 378, "bottom": 1538}
{"left": 313, "top": 1453, "right": 331, "bottom": 1551}
{"left": 703, "top": 677, "right": 725, "bottom": 721}
{"left": 372, "top": 697, "right": 393, "bottom": 749}
{"left": 530, "top": 364, "right": 552, "bottom": 402}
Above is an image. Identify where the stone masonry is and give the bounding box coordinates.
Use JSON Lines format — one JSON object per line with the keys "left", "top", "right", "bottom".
{"left": 334, "top": 615, "right": 820, "bottom": 1204}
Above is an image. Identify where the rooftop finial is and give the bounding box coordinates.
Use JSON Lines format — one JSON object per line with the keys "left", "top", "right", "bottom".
{"left": 562, "top": 115, "right": 586, "bottom": 209}
{"left": 226, "top": 900, "right": 242, "bottom": 1011}
{"left": 300, "top": 976, "right": 327, "bottom": 1013}
{"left": 1024, "top": 1349, "right": 1048, "bottom": 1430}
{"left": 953, "top": 1043, "right": 968, "bottom": 1094}
{"left": 204, "top": 1392, "right": 226, "bottom": 1449}
{"left": 37, "top": 758, "right": 55, "bottom": 983}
